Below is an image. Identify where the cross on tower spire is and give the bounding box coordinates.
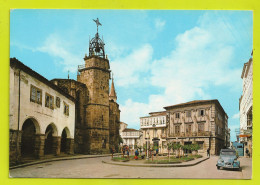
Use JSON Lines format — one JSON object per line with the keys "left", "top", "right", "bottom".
{"left": 93, "top": 18, "right": 102, "bottom": 33}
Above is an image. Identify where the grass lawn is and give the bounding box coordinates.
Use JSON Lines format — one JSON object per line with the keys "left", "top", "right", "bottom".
{"left": 112, "top": 156, "right": 130, "bottom": 162}
{"left": 111, "top": 155, "right": 138, "bottom": 162}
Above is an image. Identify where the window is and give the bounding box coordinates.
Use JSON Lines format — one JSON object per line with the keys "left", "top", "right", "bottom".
{"left": 198, "top": 123, "right": 204, "bottom": 132}
{"left": 186, "top": 124, "right": 192, "bottom": 133}
{"left": 45, "top": 93, "right": 54, "bottom": 109}
{"left": 175, "top": 125, "right": 180, "bottom": 134}
{"left": 176, "top": 112, "right": 180, "bottom": 118}
{"left": 63, "top": 101, "right": 69, "bottom": 116}
{"left": 218, "top": 113, "right": 222, "bottom": 121}
{"left": 30, "top": 85, "right": 42, "bottom": 104}
{"left": 199, "top": 109, "right": 205, "bottom": 116}
{"left": 56, "top": 97, "right": 60, "bottom": 108}
{"left": 186, "top": 111, "right": 191, "bottom": 117}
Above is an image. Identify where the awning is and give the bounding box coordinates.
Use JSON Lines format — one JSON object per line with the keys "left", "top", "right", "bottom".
{"left": 239, "top": 134, "right": 251, "bottom": 138}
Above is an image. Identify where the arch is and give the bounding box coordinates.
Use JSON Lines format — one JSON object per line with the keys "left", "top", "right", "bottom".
{"left": 60, "top": 127, "right": 71, "bottom": 153}
{"left": 44, "top": 123, "right": 58, "bottom": 136}
{"left": 62, "top": 127, "right": 71, "bottom": 138}
{"left": 44, "top": 123, "right": 58, "bottom": 155}
{"left": 21, "top": 116, "right": 41, "bottom": 134}
{"left": 21, "top": 118, "right": 38, "bottom": 157}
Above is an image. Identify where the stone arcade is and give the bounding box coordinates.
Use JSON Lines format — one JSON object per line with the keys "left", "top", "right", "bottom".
{"left": 9, "top": 59, "right": 76, "bottom": 164}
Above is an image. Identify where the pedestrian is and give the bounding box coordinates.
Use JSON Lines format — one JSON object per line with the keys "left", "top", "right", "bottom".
{"left": 156, "top": 148, "right": 159, "bottom": 157}
{"left": 122, "top": 147, "right": 125, "bottom": 158}
{"left": 134, "top": 149, "right": 139, "bottom": 160}
{"left": 246, "top": 148, "right": 249, "bottom": 158}
{"left": 110, "top": 148, "right": 114, "bottom": 159}
{"left": 127, "top": 148, "right": 130, "bottom": 159}
{"left": 207, "top": 148, "right": 210, "bottom": 158}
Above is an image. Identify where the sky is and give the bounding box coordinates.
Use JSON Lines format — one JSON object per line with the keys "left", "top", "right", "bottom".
{"left": 10, "top": 10, "right": 253, "bottom": 142}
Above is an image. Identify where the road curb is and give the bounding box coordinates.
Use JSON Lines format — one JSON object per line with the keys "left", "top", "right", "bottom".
{"left": 102, "top": 157, "right": 210, "bottom": 167}
{"left": 10, "top": 153, "right": 118, "bottom": 170}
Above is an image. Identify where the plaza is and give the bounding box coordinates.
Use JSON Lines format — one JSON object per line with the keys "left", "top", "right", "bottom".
{"left": 9, "top": 155, "right": 252, "bottom": 179}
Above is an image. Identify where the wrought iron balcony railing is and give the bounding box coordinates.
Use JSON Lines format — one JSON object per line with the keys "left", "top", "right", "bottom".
{"left": 168, "top": 131, "right": 211, "bottom": 137}
{"left": 78, "top": 64, "right": 86, "bottom": 71}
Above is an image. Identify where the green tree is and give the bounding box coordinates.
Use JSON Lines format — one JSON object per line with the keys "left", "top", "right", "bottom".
{"left": 175, "top": 143, "right": 182, "bottom": 158}
{"left": 165, "top": 142, "right": 173, "bottom": 158}
{"left": 191, "top": 143, "right": 200, "bottom": 155}
{"left": 172, "top": 143, "right": 179, "bottom": 157}
{"left": 180, "top": 144, "right": 185, "bottom": 157}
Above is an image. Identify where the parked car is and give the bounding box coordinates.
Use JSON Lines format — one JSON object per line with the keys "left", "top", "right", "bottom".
{"left": 216, "top": 149, "right": 240, "bottom": 170}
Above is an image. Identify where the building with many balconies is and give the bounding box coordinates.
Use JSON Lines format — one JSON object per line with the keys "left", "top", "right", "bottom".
{"left": 120, "top": 128, "right": 142, "bottom": 149}
{"left": 164, "top": 100, "right": 229, "bottom": 155}
{"left": 239, "top": 52, "right": 253, "bottom": 156}
{"left": 140, "top": 111, "right": 167, "bottom": 153}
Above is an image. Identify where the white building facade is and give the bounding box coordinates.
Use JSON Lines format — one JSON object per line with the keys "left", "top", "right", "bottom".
{"left": 121, "top": 128, "right": 142, "bottom": 149}
{"left": 140, "top": 111, "right": 167, "bottom": 153}
{"left": 239, "top": 53, "right": 253, "bottom": 155}
{"left": 10, "top": 58, "right": 76, "bottom": 164}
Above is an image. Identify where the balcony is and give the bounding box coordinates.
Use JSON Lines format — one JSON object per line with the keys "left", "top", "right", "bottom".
{"left": 184, "top": 117, "right": 193, "bottom": 123}
{"left": 197, "top": 131, "right": 211, "bottom": 136}
{"left": 78, "top": 64, "right": 86, "bottom": 72}
{"left": 196, "top": 116, "right": 207, "bottom": 122}
{"left": 168, "top": 131, "right": 211, "bottom": 138}
{"left": 173, "top": 118, "right": 182, "bottom": 124}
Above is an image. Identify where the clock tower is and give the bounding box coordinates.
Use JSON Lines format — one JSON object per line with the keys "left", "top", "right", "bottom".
{"left": 77, "top": 18, "right": 110, "bottom": 154}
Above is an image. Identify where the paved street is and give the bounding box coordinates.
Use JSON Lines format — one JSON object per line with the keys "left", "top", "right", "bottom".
{"left": 9, "top": 156, "right": 252, "bottom": 179}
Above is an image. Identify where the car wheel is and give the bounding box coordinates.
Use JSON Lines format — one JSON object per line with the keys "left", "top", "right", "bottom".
{"left": 217, "top": 166, "right": 220, "bottom": 170}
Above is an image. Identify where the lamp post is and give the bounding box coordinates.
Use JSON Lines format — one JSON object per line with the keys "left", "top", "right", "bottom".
{"left": 145, "top": 135, "right": 150, "bottom": 160}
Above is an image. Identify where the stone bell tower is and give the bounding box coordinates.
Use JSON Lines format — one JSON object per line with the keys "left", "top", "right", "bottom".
{"left": 77, "top": 18, "right": 110, "bottom": 154}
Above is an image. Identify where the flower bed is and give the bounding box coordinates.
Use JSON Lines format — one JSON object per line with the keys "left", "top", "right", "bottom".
{"left": 145, "top": 155, "right": 202, "bottom": 164}
{"left": 112, "top": 157, "right": 130, "bottom": 162}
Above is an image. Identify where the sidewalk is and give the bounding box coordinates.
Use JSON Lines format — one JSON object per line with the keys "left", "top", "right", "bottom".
{"left": 102, "top": 156, "right": 210, "bottom": 167}
{"left": 10, "top": 153, "right": 118, "bottom": 169}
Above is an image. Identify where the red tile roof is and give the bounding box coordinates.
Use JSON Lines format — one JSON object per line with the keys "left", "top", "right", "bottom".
{"left": 122, "top": 128, "right": 139, "bottom": 132}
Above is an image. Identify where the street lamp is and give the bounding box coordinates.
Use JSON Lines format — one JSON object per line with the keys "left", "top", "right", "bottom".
{"left": 145, "top": 135, "right": 150, "bottom": 160}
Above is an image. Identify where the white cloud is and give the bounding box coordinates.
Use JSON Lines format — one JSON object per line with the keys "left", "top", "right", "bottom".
{"left": 120, "top": 13, "right": 242, "bottom": 129}
{"left": 232, "top": 112, "right": 240, "bottom": 119}
{"left": 10, "top": 41, "right": 36, "bottom": 51}
{"left": 105, "top": 39, "right": 128, "bottom": 59}
{"left": 36, "top": 34, "right": 82, "bottom": 73}
{"left": 155, "top": 18, "right": 166, "bottom": 31}
{"left": 110, "top": 44, "right": 153, "bottom": 87}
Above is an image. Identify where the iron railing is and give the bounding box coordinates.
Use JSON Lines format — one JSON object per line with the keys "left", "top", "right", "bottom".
{"left": 168, "top": 131, "right": 212, "bottom": 137}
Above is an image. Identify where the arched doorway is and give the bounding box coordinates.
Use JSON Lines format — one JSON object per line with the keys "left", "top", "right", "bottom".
{"left": 61, "top": 129, "right": 67, "bottom": 153}
{"left": 21, "top": 119, "right": 37, "bottom": 157}
{"left": 44, "top": 124, "right": 57, "bottom": 155}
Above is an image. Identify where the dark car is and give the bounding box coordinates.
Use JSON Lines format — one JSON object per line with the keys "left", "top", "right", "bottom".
{"left": 216, "top": 149, "right": 240, "bottom": 170}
